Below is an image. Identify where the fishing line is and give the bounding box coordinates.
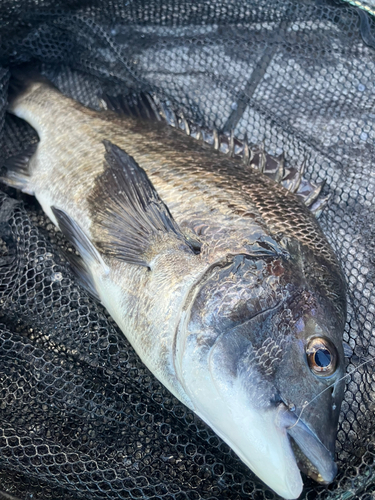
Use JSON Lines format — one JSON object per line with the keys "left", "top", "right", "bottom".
{"left": 287, "top": 355, "right": 374, "bottom": 430}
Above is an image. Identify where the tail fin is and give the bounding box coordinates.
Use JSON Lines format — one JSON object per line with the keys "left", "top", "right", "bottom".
{"left": 0, "top": 143, "right": 37, "bottom": 195}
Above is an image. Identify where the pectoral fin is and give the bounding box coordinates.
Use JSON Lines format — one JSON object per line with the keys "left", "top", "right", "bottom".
{"left": 89, "top": 141, "right": 199, "bottom": 268}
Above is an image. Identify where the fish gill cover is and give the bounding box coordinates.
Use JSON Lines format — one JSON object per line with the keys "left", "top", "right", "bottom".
{"left": 0, "top": 0, "right": 374, "bottom": 499}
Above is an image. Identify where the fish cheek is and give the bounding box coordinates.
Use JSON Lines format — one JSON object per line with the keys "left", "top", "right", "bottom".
{"left": 207, "top": 329, "right": 278, "bottom": 411}
{"left": 179, "top": 256, "right": 295, "bottom": 408}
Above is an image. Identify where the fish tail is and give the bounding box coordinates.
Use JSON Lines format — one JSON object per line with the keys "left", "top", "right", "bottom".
{"left": 1, "top": 64, "right": 52, "bottom": 194}
{"left": 0, "top": 142, "right": 37, "bottom": 195}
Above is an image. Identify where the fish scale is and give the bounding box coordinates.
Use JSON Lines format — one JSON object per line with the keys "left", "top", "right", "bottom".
{"left": 1, "top": 69, "right": 347, "bottom": 500}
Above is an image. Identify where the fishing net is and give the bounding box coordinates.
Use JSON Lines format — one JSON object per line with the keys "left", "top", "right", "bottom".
{"left": 0, "top": 0, "right": 374, "bottom": 499}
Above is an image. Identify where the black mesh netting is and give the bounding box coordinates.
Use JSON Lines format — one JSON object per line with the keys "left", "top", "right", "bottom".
{"left": 0, "top": 0, "right": 374, "bottom": 499}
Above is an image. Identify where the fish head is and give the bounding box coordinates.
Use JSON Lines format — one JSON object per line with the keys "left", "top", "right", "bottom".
{"left": 174, "top": 241, "right": 346, "bottom": 499}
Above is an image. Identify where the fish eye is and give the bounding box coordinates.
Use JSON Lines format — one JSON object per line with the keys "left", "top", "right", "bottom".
{"left": 306, "top": 337, "right": 338, "bottom": 376}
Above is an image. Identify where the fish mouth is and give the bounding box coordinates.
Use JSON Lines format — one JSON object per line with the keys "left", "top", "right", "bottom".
{"left": 278, "top": 405, "right": 337, "bottom": 485}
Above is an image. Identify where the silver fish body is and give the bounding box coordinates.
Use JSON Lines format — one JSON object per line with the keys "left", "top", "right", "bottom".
{"left": 3, "top": 74, "right": 347, "bottom": 499}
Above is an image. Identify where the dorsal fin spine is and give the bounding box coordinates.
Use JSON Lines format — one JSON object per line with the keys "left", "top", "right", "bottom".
{"left": 101, "top": 92, "right": 330, "bottom": 218}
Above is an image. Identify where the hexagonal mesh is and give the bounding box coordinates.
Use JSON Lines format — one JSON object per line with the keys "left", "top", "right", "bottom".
{"left": 0, "top": 1, "right": 374, "bottom": 499}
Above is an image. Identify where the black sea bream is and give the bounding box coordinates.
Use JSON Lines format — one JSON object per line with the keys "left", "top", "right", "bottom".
{"left": 2, "top": 71, "right": 347, "bottom": 499}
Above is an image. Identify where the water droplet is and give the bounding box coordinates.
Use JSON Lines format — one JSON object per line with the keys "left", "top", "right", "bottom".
{"left": 51, "top": 272, "right": 63, "bottom": 282}
{"left": 332, "top": 404, "right": 337, "bottom": 410}
{"left": 231, "top": 102, "right": 238, "bottom": 110}
{"left": 358, "top": 83, "right": 366, "bottom": 92}
{"left": 360, "top": 132, "right": 368, "bottom": 141}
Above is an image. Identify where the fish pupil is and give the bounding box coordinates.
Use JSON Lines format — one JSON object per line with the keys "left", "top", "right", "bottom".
{"left": 315, "top": 348, "right": 331, "bottom": 367}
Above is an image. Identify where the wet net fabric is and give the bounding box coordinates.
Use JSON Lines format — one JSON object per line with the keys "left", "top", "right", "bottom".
{"left": 0, "top": 0, "right": 374, "bottom": 499}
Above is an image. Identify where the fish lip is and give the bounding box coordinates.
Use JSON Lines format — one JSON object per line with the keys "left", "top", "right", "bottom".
{"left": 289, "top": 436, "right": 337, "bottom": 485}
{"left": 277, "top": 404, "right": 337, "bottom": 484}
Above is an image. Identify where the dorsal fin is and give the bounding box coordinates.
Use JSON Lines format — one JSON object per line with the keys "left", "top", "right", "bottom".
{"left": 100, "top": 92, "right": 161, "bottom": 122}
{"left": 101, "top": 93, "right": 330, "bottom": 218}
{"left": 88, "top": 141, "right": 199, "bottom": 268}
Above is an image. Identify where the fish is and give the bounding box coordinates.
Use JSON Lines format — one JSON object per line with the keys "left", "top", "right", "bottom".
{"left": 1, "top": 69, "right": 347, "bottom": 499}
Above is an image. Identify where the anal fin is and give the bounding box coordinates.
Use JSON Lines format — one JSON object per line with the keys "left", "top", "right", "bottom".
{"left": 52, "top": 207, "right": 106, "bottom": 267}
{"left": 52, "top": 207, "right": 108, "bottom": 299}
{"left": 0, "top": 143, "right": 38, "bottom": 194}
{"left": 64, "top": 251, "right": 101, "bottom": 301}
